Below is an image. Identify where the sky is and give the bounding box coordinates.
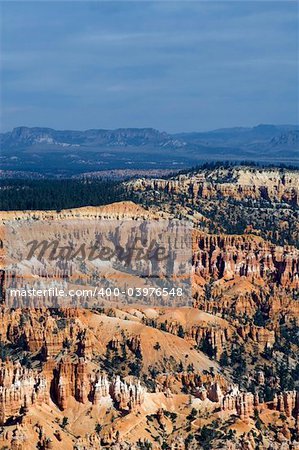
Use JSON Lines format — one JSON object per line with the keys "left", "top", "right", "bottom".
{"left": 0, "top": 1, "right": 298, "bottom": 133}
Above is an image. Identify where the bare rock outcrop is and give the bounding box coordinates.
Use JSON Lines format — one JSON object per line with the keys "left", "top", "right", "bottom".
{"left": 221, "top": 385, "right": 258, "bottom": 423}
{"left": 109, "top": 375, "right": 145, "bottom": 411}
{"left": 272, "top": 391, "right": 299, "bottom": 420}
{"left": 193, "top": 232, "right": 299, "bottom": 287}
{"left": 0, "top": 360, "right": 48, "bottom": 425}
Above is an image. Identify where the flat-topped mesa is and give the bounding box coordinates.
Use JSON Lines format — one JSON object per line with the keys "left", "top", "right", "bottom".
{"left": 0, "top": 360, "right": 48, "bottom": 425}
{"left": 193, "top": 232, "right": 299, "bottom": 287}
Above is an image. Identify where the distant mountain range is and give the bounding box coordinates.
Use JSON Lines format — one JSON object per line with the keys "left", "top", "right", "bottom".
{"left": 0, "top": 124, "right": 298, "bottom": 176}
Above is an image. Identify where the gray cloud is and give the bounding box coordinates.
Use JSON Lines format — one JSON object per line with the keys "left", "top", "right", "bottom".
{"left": 1, "top": 1, "right": 297, "bottom": 132}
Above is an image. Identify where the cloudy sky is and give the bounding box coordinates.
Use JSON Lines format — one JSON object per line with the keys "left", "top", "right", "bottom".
{"left": 1, "top": 1, "right": 298, "bottom": 132}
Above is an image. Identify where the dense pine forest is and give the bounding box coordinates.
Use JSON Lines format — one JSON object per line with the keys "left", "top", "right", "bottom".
{"left": 0, "top": 179, "right": 126, "bottom": 210}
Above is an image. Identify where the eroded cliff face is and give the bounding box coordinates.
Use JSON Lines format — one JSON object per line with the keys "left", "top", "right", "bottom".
{"left": 0, "top": 360, "right": 49, "bottom": 425}
{"left": 46, "top": 357, "right": 145, "bottom": 413}
{"left": 193, "top": 231, "right": 299, "bottom": 287}
{"left": 272, "top": 391, "right": 299, "bottom": 420}
{"left": 1, "top": 338, "right": 298, "bottom": 450}
{"left": 0, "top": 182, "right": 298, "bottom": 449}
{"left": 0, "top": 303, "right": 297, "bottom": 450}
{"left": 126, "top": 167, "right": 299, "bottom": 247}
{"left": 0, "top": 358, "right": 145, "bottom": 421}
{"left": 127, "top": 168, "right": 299, "bottom": 206}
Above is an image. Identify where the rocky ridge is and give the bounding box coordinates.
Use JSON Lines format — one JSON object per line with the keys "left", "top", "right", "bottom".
{"left": 0, "top": 185, "right": 298, "bottom": 449}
